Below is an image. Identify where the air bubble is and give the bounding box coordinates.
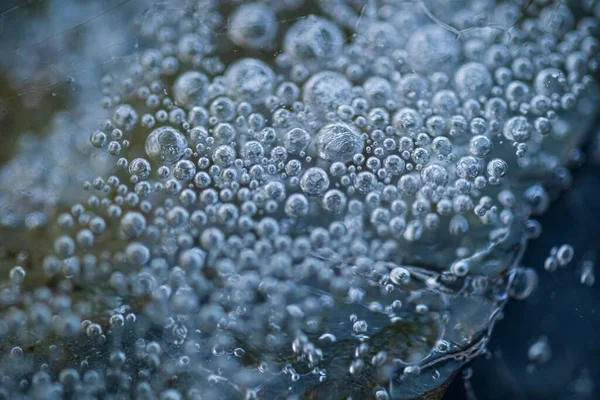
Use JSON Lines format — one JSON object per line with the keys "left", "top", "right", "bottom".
{"left": 145, "top": 126, "right": 188, "bottom": 164}
{"left": 228, "top": 3, "right": 278, "bottom": 50}
{"left": 303, "top": 71, "right": 352, "bottom": 117}
{"left": 316, "top": 123, "right": 364, "bottom": 162}
{"left": 406, "top": 24, "right": 459, "bottom": 75}
{"left": 225, "top": 58, "right": 275, "bottom": 105}
{"left": 284, "top": 15, "right": 344, "bottom": 64}
{"left": 173, "top": 71, "right": 209, "bottom": 108}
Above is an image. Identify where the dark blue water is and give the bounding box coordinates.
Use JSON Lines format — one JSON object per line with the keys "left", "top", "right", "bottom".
{"left": 446, "top": 133, "right": 600, "bottom": 400}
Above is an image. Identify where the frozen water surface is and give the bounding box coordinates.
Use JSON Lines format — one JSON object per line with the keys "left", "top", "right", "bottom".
{"left": 0, "top": 0, "right": 598, "bottom": 399}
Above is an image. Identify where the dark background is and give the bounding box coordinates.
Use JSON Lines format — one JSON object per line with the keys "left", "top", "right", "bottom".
{"left": 445, "top": 132, "right": 600, "bottom": 400}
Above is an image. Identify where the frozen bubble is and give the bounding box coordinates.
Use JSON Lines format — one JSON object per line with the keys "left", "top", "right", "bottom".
{"left": 432, "top": 136, "right": 453, "bottom": 157}
{"left": 362, "top": 20, "right": 399, "bottom": 51}
{"left": 509, "top": 267, "right": 538, "bottom": 300}
{"left": 580, "top": 259, "right": 595, "bottom": 287}
{"left": 524, "top": 185, "right": 550, "bottom": 215}
{"left": 421, "top": 164, "right": 449, "bottom": 187}
{"left": 384, "top": 155, "right": 406, "bottom": 176}
{"left": 192, "top": 172, "right": 211, "bottom": 192}
{"left": 303, "top": 71, "right": 352, "bottom": 117}
{"left": 487, "top": 158, "right": 508, "bottom": 178}
{"left": 355, "top": 171, "right": 377, "bottom": 194}
{"left": 176, "top": 33, "right": 205, "bottom": 64}
{"left": 451, "top": 260, "right": 470, "bottom": 277}
{"left": 393, "top": 108, "right": 423, "bottom": 137}
{"left": 9, "top": 266, "right": 26, "bottom": 285}
{"left": 242, "top": 141, "right": 265, "bottom": 164}
{"left": 469, "top": 135, "right": 493, "bottom": 158}
{"left": 54, "top": 235, "right": 75, "bottom": 259}
{"left": 322, "top": 189, "right": 347, "bottom": 214}
{"left": 129, "top": 158, "right": 152, "bottom": 179}
{"left": 284, "top": 15, "right": 344, "bottom": 64}
{"left": 285, "top": 193, "right": 309, "bottom": 217}
{"left": 534, "top": 68, "right": 567, "bottom": 97}
{"left": 556, "top": 244, "right": 574, "bottom": 266}
{"left": 316, "top": 122, "right": 364, "bottom": 162}
{"left": 212, "top": 145, "right": 236, "bottom": 167}
{"left": 456, "top": 156, "right": 482, "bottom": 180}
{"left": 213, "top": 123, "right": 237, "bottom": 143}
{"left": 121, "top": 212, "right": 147, "bottom": 239}
{"left": 1, "top": 1, "right": 598, "bottom": 399}
{"left": 539, "top": 3, "right": 574, "bottom": 36}
{"left": 432, "top": 89, "right": 459, "bottom": 116}
{"left": 454, "top": 62, "right": 493, "bottom": 100}
{"left": 300, "top": 167, "right": 330, "bottom": 197}
{"left": 390, "top": 267, "right": 411, "bottom": 285}
{"left": 173, "top": 71, "right": 210, "bottom": 108}
{"left": 364, "top": 76, "right": 393, "bottom": 106}
{"left": 503, "top": 116, "right": 532, "bottom": 143}
{"left": 145, "top": 126, "right": 188, "bottom": 164}
{"left": 283, "top": 127, "right": 311, "bottom": 154}
{"left": 225, "top": 58, "right": 275, "bottom": 105}
{"left": 527, "top": 336, "right": 552, "bottom": 364}
{"left": 406, "top": 24, "right": 459, "bottom": 75}
{"left": 397, "top": 74, "right": 429, "bottom": 105}
{"left": 90, "top": 130, "right": 107, "bottom": 148}
{"left": 113, "top": 104, "right": 138, "bottom": 131}
{"left": 228, "top": 3, "right": 278, "bottom": 50}
{"left": 173, "top": 160, "right": 196, "bottom": 181}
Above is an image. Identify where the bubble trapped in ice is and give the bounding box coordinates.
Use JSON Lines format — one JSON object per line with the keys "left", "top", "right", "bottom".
{"left": 0, "top": 0, "right": 598, "bottom": 399}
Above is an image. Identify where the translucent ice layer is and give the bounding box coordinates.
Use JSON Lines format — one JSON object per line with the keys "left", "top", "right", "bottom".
{"left": 0, "top": 0, "right": 598, "bottom": 399}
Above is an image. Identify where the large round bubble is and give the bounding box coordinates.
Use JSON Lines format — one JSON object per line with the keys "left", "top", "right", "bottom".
{"left": 316, "top": 122, "right": 364, "bottom": 162}
{"left": 303, "top": 71, "right": 353, "bottom": 116}
{"left": 173, "top": 71, "right": 209, "bottom": 107}
{"left": 145, "top": 126, "right": 188, "bottom": 164}
{"left": 228, "top": 3, "right": 278, "bottom": 50}
{"left": 225, "top": 58, "right": 275, "bottom": 105}
{"left": 284, "top": 15, "right": 344, "bottom": 63}
{"left": 406, "top": 24, "right": 459, "bottom": 74}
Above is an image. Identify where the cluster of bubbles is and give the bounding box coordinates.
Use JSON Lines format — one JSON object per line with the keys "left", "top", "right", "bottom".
{"left": 1, "top": 0, "right": 600, "bottom": 399}
{"left": 544, "top": 243, "right": 575, "bottom": 271}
